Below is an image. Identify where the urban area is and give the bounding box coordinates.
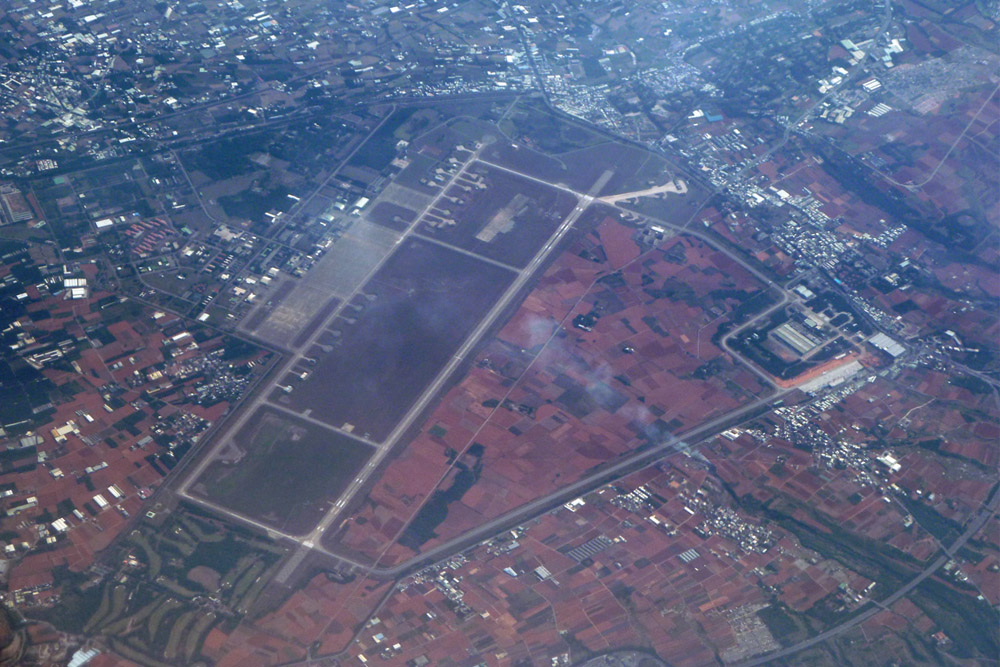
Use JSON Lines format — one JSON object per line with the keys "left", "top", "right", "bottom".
{"left": 0, "top": 0, "right": 996, "bottom": 666}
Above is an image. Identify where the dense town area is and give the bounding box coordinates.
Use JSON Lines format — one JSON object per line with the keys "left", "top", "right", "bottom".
{"left": 0, "top": 0, "right": 996, "bottom": 665}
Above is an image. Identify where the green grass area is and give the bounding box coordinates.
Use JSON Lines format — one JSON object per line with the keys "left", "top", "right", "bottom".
{"left": 757, "top": 603, "right": 805, "bottom": 646}
{"left": 154, "top": 576, "right": 200, "bottom": 599}
{"left": 349, "top": 107, "right": 444, "bottom": 171}
{"left": 178, "top": 515, "right": 226, "bottom": 543}
{"left": 0, "top": 223, "right": 49, "bottom": 243}
{"left": 184, "top": 612, "right": 218, "bottom": 663}
{"left": 185, "top": 135, "right": 271, "bottom": 180}
{"left": 101, "top": 596, "right": 162, "bottom": 637}
{"left": 738, "top": 491, "right": 923, "bottom": 593}
{"left": 909, "top": 577, "right": 999, "bottom": 660}
{"left": 64, "top": 507, "right": 287, "bottom": 665}
{"left": 741, "top": 489, "right": 999, "bottom": 661}
{"left": 218, "top": 182, "right": 291, "bottom": 228}
{"left": 500, "top": 100, "right": 606, "bottom": 154}
{"left": 220, "top": 555, "right": 257, "bottom": 590}
{"left": 209, "top": 419, "right": 283, "bottom": 499}
{"left": 83, "top": 584, "right": 114, "bottom": 635}
{"left": 147, "top": 598, "right": 183, "bottom": 643}
{"left": 164, "top": 611, "right": 197, "bottom": 661}
{"left": 198, "top": 408, "right": 372, "bottom": 534}
{"left": 234, "top": 560, "right": 281, "bottom": 615}
{"left": 158, "top": 533, "right": 197, "bottom": 558}
{"left": 29, "top": 567, "right": 104, "bottom": 634}
{"left": 110, "top": 638, "right": 173, "bottom": 667}
{"left": 393, "top": 152, "right": 439, "bottom": 191}
{"left": 230, "top": 559, "right": 266, "bottom": 603}
{"left": 105, "top": 586, "right": 128, "bottom": 627}
{"left": 900, "top": 496, "right": 963, "bottom": 545}
{"left": 128, "top": 531, "right": 163, "bottom": 577}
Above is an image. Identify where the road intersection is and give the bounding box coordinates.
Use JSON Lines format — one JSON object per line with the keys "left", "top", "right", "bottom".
{"left": 158, "top": 143, "right": 1000, "bottom": 667}
{"left": 175, "top": 150, "right": 803, "bottom": 579}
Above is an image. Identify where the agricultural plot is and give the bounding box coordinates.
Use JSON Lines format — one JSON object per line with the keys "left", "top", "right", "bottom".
{"left": 329, "top": 220, "right": 776, "bottom": 564}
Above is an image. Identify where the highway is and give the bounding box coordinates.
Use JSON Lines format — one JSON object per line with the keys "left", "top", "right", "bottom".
{"left": 178, "top": 147, "right": 602, "bottom": 547}
{"left": 358, "top": 386, "right": 791, "bottom": 579}
{"left": 735, "top": 489, "right": 999, "bottom": 666}
{"left": 176, "top": 388, "right": 791, "bottom": 578}
{"left": 159, "top": 141, "right": 817, "bottom": 603}
{"left": 299, "top": 166, "right": 612, "bottom": 547}
{"left": 158, "top": 134, "right": 978, "bottom": 667}
{"left": 176, "top": 141, "right": 489, "bottom": 512}
{"left": 172, "top": 150, "right": 802, "bottom": 572}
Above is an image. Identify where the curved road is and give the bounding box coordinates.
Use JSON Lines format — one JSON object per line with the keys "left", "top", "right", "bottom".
{"left": 171, "top": 152, "right": 800, "bottom": 576}
{"left": 736, "top": 489, "right": 999, "bottom": 666}
{"left": 359, "top": 387, "right": 791, "bottom": 579}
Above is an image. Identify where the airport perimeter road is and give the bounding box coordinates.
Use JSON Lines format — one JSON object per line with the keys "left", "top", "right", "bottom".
{"left": 736, "top": 490, "right": 1000, "bottom": 666}
{"left": 301, "top": 170, "right": 615, "bottom": 547}
{"left": 476, "top": 158, "right": 784, "bottom": 294}
{"left": 176, "top": 148, "right": 802, "bottom": 582}
{"left": 178, "top": 152, "right": 800, "bottom": 564}
{"left": 719, "top": 292, "right": 791, "bottom": 389}
{"left": 176, "top": 143, "right": 488, "bottom": 507}
{"left": 359, "top": 388, "right": 793, "bottom": 578}
{"left": 162, "top": 383, "right": 793, "bottom": 580}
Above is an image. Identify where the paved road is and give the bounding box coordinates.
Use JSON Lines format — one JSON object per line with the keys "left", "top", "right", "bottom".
{"left": 875, "top": 82, "right": 999, "bottom": 190}
{"left": 736, "top": 490, "right": 1000, "bottom": 666}
{"left": 599, "top": 179, "right": 688, "bottom": 203}
{"left": 177, "top": 142, "right": 488, "bottom": 507}
{"left": 178, "top": 143, "right": 597, "bottom": 548}
{"left": 301, "top": 165, "right": 610, "bottom": 548}
{"left": 164, "top": 146, "right": 810, "bottom": 590}
{"left": 411, "top": 232, "right": 523, "bottom": 273}
{"left": 0, "top": 0, "right": 492, "bottom": 159}
{"left": 263, "top": 402, "right": 377, "bottom": 449}
{"left": 362, "top": 387, "right": 791, "bottom": 579}
{"left": 175, "top": 152, "right": 798, "bottom": 569}
{"left": 719, "top": 292, "right": 792, "bottom": 389}
{"left": 719, "top": 0, "right": 894, "bottom": 192}
{"left": 181, "top": 383, "right": 790, "bottom": 577}
{"left": 476, "top": 157, "right": 783, "bottom": 291}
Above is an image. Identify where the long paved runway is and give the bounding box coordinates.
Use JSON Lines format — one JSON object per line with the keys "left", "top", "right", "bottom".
{"left": 176, "top": 147, "right": 804, "bottom": 593}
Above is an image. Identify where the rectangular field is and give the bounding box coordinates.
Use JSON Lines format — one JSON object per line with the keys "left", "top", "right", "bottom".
{"left": 416, "top": 162, "right": 578, "bottom": 267}
{"left": 324, "top": 221, "right": 776, "bottom": 565}
{"left": 190, "top": 407, "right": 374, "bottom": 535}
{"left": 271, "top": 237, "right": 516, "bottom": 440}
